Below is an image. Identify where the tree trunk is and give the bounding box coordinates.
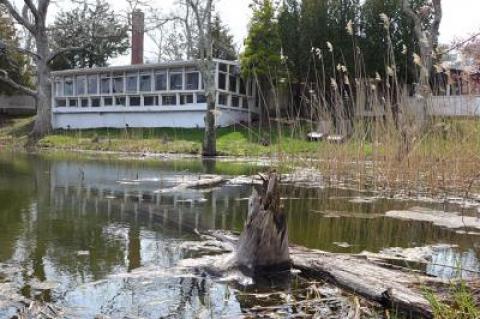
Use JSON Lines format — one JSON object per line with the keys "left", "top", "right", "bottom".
{"left": 202, "top": 60, "right": 217, "bottom": 157}
{"left": 31, "top": 31, "right": 52, "bottom": 139}
{"left": 235, "top": 172, "right": 290, "bottom": 273}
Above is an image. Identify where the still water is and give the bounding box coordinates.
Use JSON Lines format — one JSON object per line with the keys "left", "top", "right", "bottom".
{"left": 0, "top": 153, "right": 479, "bottom": 318}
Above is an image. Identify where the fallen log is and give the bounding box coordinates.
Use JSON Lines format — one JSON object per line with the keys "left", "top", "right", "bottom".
{"left": 180, "top": 175, "right": 225, "bottom": 189}
{"left": 290, "top": 246, "right": 440, "bottom": 318}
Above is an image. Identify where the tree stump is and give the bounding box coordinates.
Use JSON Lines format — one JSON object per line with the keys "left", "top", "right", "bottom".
{"left": 235, "top": 172, "right": 290, "bottom": 273}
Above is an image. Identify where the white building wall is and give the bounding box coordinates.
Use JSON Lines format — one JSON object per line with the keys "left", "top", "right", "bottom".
{"left": 52, "top": 105, "right": 250, "bottom": 129}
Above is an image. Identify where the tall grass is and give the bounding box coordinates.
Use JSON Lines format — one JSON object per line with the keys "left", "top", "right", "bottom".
{"left": 251, "top": 14, "right": 480, "bottom": 200}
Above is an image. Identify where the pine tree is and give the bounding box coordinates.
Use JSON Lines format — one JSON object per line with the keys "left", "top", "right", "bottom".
{"left": 211, "top": 14, "right": 237, "bottom": 61}
{"left": 241, "top": 0, "right": 281, "bottom": 79}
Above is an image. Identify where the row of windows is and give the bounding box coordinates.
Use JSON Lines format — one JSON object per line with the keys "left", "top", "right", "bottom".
{"left": 56, "top": 72, "right": 201, "bottom": 97}
{"left": 55, "top": 93, "right": 249, "bottom": 109}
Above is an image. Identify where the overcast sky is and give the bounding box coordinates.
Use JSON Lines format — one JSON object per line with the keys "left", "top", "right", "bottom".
{"left": 46, "top": 0, "right": 480, "bottom": 65}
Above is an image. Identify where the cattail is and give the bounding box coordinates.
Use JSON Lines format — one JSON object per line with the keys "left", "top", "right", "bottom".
{"left": 315, "top": 48, "right": 322, "bottom": 59}
{"left": 413, "top": 53, "right": 422, "bottom": 66}
{"left": 326, "top": 41, "right": 333, "bottom": 52}
{"left": 375, "top": 72, "right": 382, "bottom": 81}
{"left": 330, "top": 78, "right": 338, "bottom": 90}
{"left": 346, "top": 20, "right": 353, "bottom": 35}
{"left": 386, "top": 66, "right": 395, "bottom": 77}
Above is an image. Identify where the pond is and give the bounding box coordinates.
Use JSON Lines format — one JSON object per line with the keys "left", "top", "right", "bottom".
{"left": 0, "top": 153, "right": 479, "bottom": 318}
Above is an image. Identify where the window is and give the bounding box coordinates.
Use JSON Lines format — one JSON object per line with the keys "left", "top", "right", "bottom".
{"left": 129, "top": 96, "right": 141, "bottom": 106}
{"left": 113, "top": 77, "right": 124, "bottom": 93}
{"left": 155, "top": 73, "right": 167, "bottom": 91}
{"left": 81, "top": 98, "right": 89, "bottom": 107}
{"left": 91, "top": 97, "right": 101, "bottom": 107}
{"left": 68, "top": 99, "right": 77, "bottom": 107}
{"left": 101, "top": 77, "right": 111, "bottom": 94}
{"left": 197, "top": 94, "right": 207, "bottom": 103}
{"left": 180, "top": 94, "right": 194, "bottom": 105}
{"left": 88, "top": 75, "right": 98, "bottom": 94}
{"left": 186, "top": 72, "right": 199, "bottom": 90}
{"left": 242, "top": 98, "right": 248, "bottom": 109}
{"left": 143, "top": 96, "right": 158, "bottom": 106}
{"left": 218, "top": 93, "right": 228, "bottom": 106}
{"left": 240, "top": 79, "right": 246, "bottom": 95}
{"left": 77, "top": 77, "right": 86, "bottom": 95}
{"left": 115, "top": 96, "right": 126, "bottom": 106}
{"left": 231, "top": 95, "right": 239, "bottom": 107}
{"left": 218, "top": 73, "right": 226, "bottom": 90}
{"left": 64, "top": 77, "right": 73, "bottom": 96}
{"left": 55, "top": 81, "right": 62, "bottom": 97}
{"left": 126, "top": 73, "right": 138, "bottom": 92}
{"left": 169, "top": 73, "right": 183, "bottom": 90}
{"left": 103, "top": 97, "right": 113, "bottom": 106}
{"left": 140, "top": 74, "right": 152, "bottom": 92}
{"left": 229, "top": 76, "right": 237, "bottom": 93}
{"left": 219, "top": 63, "right": 228, "bottom": 72}
{"left": 162, "top": 95, "right": 177, "bottom": 105}
{"left": 56, "top": 99, "right": 66, "bottom": 108}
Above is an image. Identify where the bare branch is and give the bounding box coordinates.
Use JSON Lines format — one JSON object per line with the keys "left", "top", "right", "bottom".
{"left": 0, "top": 69, "right": 37, "bottom": 96}
{"left": 0, "top": 0, "right": 35, "bottom": 33}
{"left": 46, "top": 46, "right": 90, "bottom": 64}
{"left": 23, "top": 0, "right": 39, "bottom": 23}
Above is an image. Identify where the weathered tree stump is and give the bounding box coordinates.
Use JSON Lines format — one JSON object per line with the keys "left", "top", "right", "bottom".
{"left": 235, "top": 172, "right": 290, "bottom": 273}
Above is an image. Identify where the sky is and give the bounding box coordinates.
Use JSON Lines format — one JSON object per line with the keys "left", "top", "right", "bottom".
{"left": 46, "top": 0, "right": 480, "bottom": 65}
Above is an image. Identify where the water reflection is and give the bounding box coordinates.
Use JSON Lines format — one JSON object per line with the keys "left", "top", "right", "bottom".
{"left": 0, "top": 154, "right": 479, "bottom": 317}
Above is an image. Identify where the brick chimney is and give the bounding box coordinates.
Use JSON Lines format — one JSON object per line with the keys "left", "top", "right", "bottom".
{"left": 131, "top": 10, "right": 144, "bottom": 65}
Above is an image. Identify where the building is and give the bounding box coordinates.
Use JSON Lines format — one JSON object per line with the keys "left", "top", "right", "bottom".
{"left": 50, "top": 10, "right": 258, "bottom": 129}
{"left": 51, "top": 59, "right": 258, "bottom": 129}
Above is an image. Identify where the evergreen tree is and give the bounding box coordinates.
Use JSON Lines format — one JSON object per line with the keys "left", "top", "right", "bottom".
{"left": 0, "top": 5, "right": 32, "bottom": 95}
{"left": 241, "top": 0, "right": 281, "bottom": 79}
{"left": 50, "top": 0, "right": 129, "bottom": 70}
{"left": 277, "top": 0, "right": 302, "bottom": 81}
{"left": 211, "top": 14, "right": 238, "bottom": 60}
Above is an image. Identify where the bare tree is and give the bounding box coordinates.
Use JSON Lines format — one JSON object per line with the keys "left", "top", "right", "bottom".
{"left": 0, "top": 0, "right": 55, "bottom": 138}
{"left": 186, "top": 0, "right": 216, "bottom": 156}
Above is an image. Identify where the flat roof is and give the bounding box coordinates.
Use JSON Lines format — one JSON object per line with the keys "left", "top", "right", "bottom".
{"left": 51, "top": 58, "right": 240, "bottom": 76}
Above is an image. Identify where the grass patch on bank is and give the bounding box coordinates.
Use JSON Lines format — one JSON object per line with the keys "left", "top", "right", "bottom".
{"left": 37, "top": 126, "right": 369, "bottom": 157}
{"left": 0, "top": 116, "right": 34, "bottom": 148}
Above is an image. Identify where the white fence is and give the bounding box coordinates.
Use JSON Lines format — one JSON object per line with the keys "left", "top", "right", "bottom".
{"left": 0, "top": 95, "right": 36, "bottom": 115}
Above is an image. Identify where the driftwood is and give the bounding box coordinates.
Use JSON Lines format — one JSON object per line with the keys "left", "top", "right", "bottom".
{"left": 290, "top": 246, "right": 440, "bottom": 318}
{"left": 235, "top": 172, "right": 290, "bottom": 273}
{"left": 180, "top": 175, "right": 225, "bottom": 189}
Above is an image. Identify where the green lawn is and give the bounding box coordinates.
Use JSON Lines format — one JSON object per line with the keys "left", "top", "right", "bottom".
{"left": 37, "top": 125, "right": 346, "bottom": 157}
